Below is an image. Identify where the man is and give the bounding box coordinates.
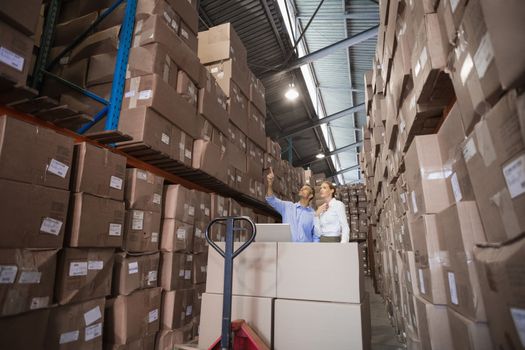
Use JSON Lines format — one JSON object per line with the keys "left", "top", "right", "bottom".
{"left": 265, "top": 167, "right": 316, "bottom": 242}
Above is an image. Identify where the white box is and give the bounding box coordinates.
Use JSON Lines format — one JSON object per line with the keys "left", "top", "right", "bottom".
{"left": 276, "top": 242, "right": 363, "bottom": 303}
{"left": 274, "top": 296, "right": 371, "bottom": 350}
{"left": 206, "top": 242, "right": 277, "bottom": 297}
{"left": 198, "top": 293, "right": 273, "bottom": 349}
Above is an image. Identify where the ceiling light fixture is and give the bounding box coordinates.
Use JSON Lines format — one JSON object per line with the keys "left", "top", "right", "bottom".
{"left": 285, "top": 83, "right": 299, "bottom": 100}
{"left": 315, "top": 153, "right": 325, "bottom": 159}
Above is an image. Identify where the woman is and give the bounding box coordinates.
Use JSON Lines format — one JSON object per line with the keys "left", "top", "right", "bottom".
{"left": 314, "top": 181, "right": 350, "bottom": 243}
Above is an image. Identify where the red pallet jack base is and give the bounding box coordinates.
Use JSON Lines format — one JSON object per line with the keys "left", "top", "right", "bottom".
{"left": 209, "top": 320, "right": 270, "bottom": 350}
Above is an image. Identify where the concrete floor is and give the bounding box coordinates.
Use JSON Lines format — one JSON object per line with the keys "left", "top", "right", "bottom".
{"left": 365, "top": 278, "right": 405, "bottom": 350}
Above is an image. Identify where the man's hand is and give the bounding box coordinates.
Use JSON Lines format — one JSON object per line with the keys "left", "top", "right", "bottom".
{"left": 267, "top": 166, "right": 275, "bottom": 184}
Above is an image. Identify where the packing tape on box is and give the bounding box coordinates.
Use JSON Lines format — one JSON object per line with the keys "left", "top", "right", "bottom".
{"left": 132, "top": 20, "right": 144, "bottom": 48}
{"left": 179, "top": 132, "right": 185, "bottom": 161}
{"left": 491, "top": 187, "right": 521, "bottom": 237}
{"left": 128, "top": 77, "right": 140, "bottom": 109}
{"left": 163, "top": 55, "right": 171, "bottom": 84}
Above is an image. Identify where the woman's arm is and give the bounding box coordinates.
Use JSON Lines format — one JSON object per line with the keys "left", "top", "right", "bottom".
{"left": 336, "top": 201, "right": 350, "bottom": 243}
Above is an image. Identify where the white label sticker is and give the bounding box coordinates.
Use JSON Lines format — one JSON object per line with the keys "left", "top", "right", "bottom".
{"left": 450, "top": 0, "right": 460, "bottom": 12}
{"left": 189, "top": 206, "right": 195, "bottom": 216}
{"left": 109, "top": 223, "right": 122, "bottom": 236}
{"left": 185, "top": 149, "right": 192, "bottom": 159}
{"left": 411, "top": 191, "right": 418, "bottom": 214}
{"left": 205, "top": 208, "right": 210, "bottom": 216}
{"left": 450, "top": 172, "right": 463, "bottom": 202}
{"left": 132, "top": 218, "right": 144, "bottom": 230}
{"left": 0, "top": 47, "right": 24, "bottom": 71}
{"left": 510, "top": 308, "right": 525, "bottom": 347}
{"left": 128, "top": 262, "right": 139, "bottom": 274}
{"left": 110, "top": 176, "right": 123, "bottom": 190}
{"left": 184, "top": 270, "right": 191, "bottom": 280}
{"left": 179, "top": 269, "right": 184, "bottom": 277}
{"left": 463, "top": 138, "right": 477, "bottom": 162}
{"left": 85, "top": 323, "right": 102, "bottom": 341}
{"left": 186, "top": 305, "right": 193, "bottom": 316}
{"left": 448, "top": 272, "right": 459, "bottom": 305}
{"left": 418, "top": 269, "right": 426, "bottom": 294}
{"left": 161, "top": 133, "right": 170, "bottom": 145}
{"left": 18, "top": 271, "right": 41, "bottom": 284}
{"left": 181, "top": 311, "right": 186, "bottom": 321}
{"left": 503, "top": 154, "right": 525, "bottom": 199}
{"left": 151, "top": 232, "right": 159, "bottom": 242}
{"left": 460, "top": 54, "right": 474, "bottom": 85}
{"left": 195, "top": 228, "right": 202, "bottom": 238}
{"left": 177, "top": 228, "right": 186, "bottom": 239}
{"left": 47, "top": 159, "right": 69, "bottom": 178}
{"left": 138, "top": 90, "right": 153, "bottom": 100}
{"left": 149, "top": 309, "right": 159, "bottom": 323}
{"left": 153, "top": 193, "right": 162, "bottom": 204}
{"left": 125, "top": 91, "right": 135, "bottom": 98}
{"left": 30, "top": 296, "right": 49, "bottom": 309}
{"left": 0, "top": 265, "right": 17, "bottom": 283}
{"left": 148, "top": 270, "right": 157, "bottom": 284}
{"left": 201, "top": 266, "right": 207, "bottom": 273}
{"left": 187, "top": 255, "right": 193, "bottom": 262}
{"left": 69, "top": 262, "right": 88, "bottom": 277}
{"left": 59, "top": 330, "right": 79, "bottom": 344}
{"left": 474, "top": 33, "right": 494, "bottom": 79}
{"left": 88, "top": 261, "right": 103, "bottom": 270}
{"left": 40, "top": 217, "right": 63, "bottom": 235}
{"left": 84, "top": 306, "right": 102, "bottom": 326}
{"left": 133, "top": 211, "right": 144, "bottom": 220}
{"left": 137, "top": 170, "right": 148, "bottom": 180}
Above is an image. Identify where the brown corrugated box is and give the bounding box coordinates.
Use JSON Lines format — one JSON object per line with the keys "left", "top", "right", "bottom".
{"left": 0, "top": 0, "right": 42, "bottom": 35}
{"left": 193, "top": 283, "right": 206, "bottom": 317}
{"left": 192, "top": 139, "right": 229, "bottom": 183}
{"left": 198, "top": 23, "right": 248, "bottom": 65}
{"left": 0, "top": 179, "right": 69, "bottom": 248}
{"left": 155, "top": 324, "right": 193, "bottom": 350}
{"left": 105, "top": 334, "right": 156, "bottom": 350}
{"left": 192, "top": 253, "right": 208, "bottom": 285}
{"left": 123, "top": 210, "right": 161, "bottom": 253}
{"left": 161, "top": 219, "right": 194, "bottom": 252}
{"left": 55, "top": 248, "right": 114, "bottom": 305}
{"left": 160, "top": 252, "right": 192, "bottom": 291}
{"left": 176, "top": 70, "right": 198, "bottom": 107}
{"left": 211, "top": 194, "right": 229, "bottom": 219}
{"left": 46, "top": 298, "right": 106, "bottom": 349}
{"left": 54, "top": 12, "right": 97, "bottom": 47}
{"left": 68, "top": 193, "right": 125, "bottom": 248}
{"left": 198, "top": 69, "right": 229, "bottom": 136}
{"left": 179, "top": 21, "right": 197, "bottom": 53}
{"left": 248, "top": 71, "right": 266, "bottom": 116}
{"left": 228, "top": 122, "right": 247, "bottom": 153}
{"left": 0, "top": 249, "right": 57, "bottom": 316}
{"left": 247, "top": 102, "right": 267, "bottom": 151}
{"left": 0, "top": 308, "right": 50, "bottom": 348}
{"left": 474, "top": 233, "right": 524, "bottom": 350}
{"left": 133, "top": 15, "right": 202, "bottom": 87}
{"left": 69, "top": 25, "right": 120, "bottom": 63}
{"left": 163, "top": 184, "right": 196, "bottom": 224}
{"left": 194, "top": 191, "right": 211, "bottom": 223}
{"left": 171, "top": 126, "right": 194, "bottom": 167}
{"left": 104, "top": 287, "right": 161, "bottom": 346}
{"left": 86, "top": 52, "right": 117, "bottom": 86}
{"left": 447, "top": 308, "right": 492, "bottom": 350}
{"left": 135, "top": 0, "right": 180, "bottom": 34}
{"left": 463, "top": 91, "right": 525, "bottom": 242}
{"left": 0, "top": 115, "right": 74, "bottom": 190}
{"left": 228, "top": 84, "right": 249, "bottom": 135}
{"left": 235, "top": 169, "right": 251, "bottom": 196}
{"left": 227, "top": 142, "right": 247, "bottom": 173}
{"left": 0, "top": 22, "right": 34, "bottom": 87}
{"left": 58, "top": 0, "right": 115, "bottom": 22}
{"left": 206, "top": 60, "right": 250, "bottom": 101}
{"left": 193, "top": 221, "right": 209, "bottom": 254}
{"left": 125, "top": 168, "right": 164, "bottom": 212}
{"left": 126, "top": 44, "right": 178, "bottom": 91}
{"left": 161, "top": 288, "right": 194, "bottom": 330}
{"left": 72, "top": 142, "right": 126, "bottom": 200}
{"left": 113, "top": 252, "right": 159, "bottom": 296}
{"left": 414, "top": 295, "right": 453, "bottom": 350}
{"left": 121, "top": 74, "right": 198, "bottom": 139}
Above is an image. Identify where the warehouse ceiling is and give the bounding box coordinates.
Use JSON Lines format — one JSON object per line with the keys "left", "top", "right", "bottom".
{"left": 199, "top": 0, "right": 379, "bottom": 184}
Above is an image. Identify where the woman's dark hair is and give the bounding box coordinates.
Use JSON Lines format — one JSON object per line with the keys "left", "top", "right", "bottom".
{"left": 321, "top": 181, "right": 336, "bottom": 197}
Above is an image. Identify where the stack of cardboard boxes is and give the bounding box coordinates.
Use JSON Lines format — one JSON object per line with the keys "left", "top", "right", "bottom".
{"left": 200, "top": 242, "right": 371, "bottom": 349}
{"left": 361, "top": 0, "right": 525, "bottom": 349}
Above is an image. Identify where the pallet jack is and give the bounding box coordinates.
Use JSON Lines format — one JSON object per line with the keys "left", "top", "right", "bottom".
{"left": 205, "top": 216, "right": 270, "bottom": 350}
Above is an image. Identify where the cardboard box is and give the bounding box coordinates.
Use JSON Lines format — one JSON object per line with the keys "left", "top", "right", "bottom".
{"left": 228, "top": 85, "right": 249, "bottom": 135}
{"left": 68, "top": 193, "right": 125, "bottom": 248}
{"left": 249, "top": 71, "right": 266, "bottom": 116}
{"left": 155, "top": 325, "right": 193, "bottom": 350}
{"left": 436, "top": 202, "right": 487, "bottom": 321}
{"left": 0, "top": 115, "right": 74, "bottom": 190}
{"left": 0, "top": 308, "right": 50, "bottom": 349}
{"left": 228, "top": 122, "right": 247, "bottom": 154}
{"left": 176, "top": 70, "right": 198, "bottom": 107}
{"left": 474, "top": 234, "right": 524, "bottom": 350}
{"left": 55, "top": 248, "right": 114, "bottom": 305}
{"left": 0, "top": 0, "right": 42, "bottom": 35}
{"left": 105, "top": 334, "right": 156, "bottom": 350}
{"left": 161, "top": 219, "right": 194, "bottom": 252}
{"left": 410, "top": 214, "right": 447, "bottom": 305}
{"left": 136, "top": 0, "right": 180, "bottom": 34}
{"left": 235, "top": 169, "right": 251, "bottom": 196}
{"left": 58, "top": 0, "right": 115, "bottom": 22}
{"left": 0, "top": 22, "right": 33, "bottom": 87}
{"left": 160, "top": 252, "right": 192, "bottom": 291}
{"left": 161, "top": 288, "right": 194, "bottom": 329}
{"left": 194, "top": 191, "right": 211, "bottom": 223}
{"left": 207, "top": 242, "right": 277, "bottom": 298}
{"left": 274, "top": 297, "right": 370, "bottom": 350}
{"left": 179, "top": 21, "right": 197, "bottom": 53}
{"left": 123, "top": 210, "right": 161, "bottom": 253}
{"left": 198, "top": 293, "right": 272, "bottom": 349}
{"left": 0, "top": 249, "right": 57, "bottom": 316}
{"left": 447, "top": 308, "right": 492, "bottom": 350}
{"left": 163, "top": 184, "right": 196, "bottom": 224}
{"left": 198, "top": 69, "right": 229, "bottom": 136}
{"left": 192, "top": 140, "right": 229, "bottom": 183}
{"left": 133, "top": 15, "right": 201, "bottom": 86}
{"left": 126, "top": 44, "right": 178, "bottom": 91}
{"left": 276, "top": 243, "right": 363, "bottom": 303}
{"left": 122, "top": 74, "right": 198, "bottom": 139}
{"left": 414, "top": 295, "right": 454, "bottom": 350}
{"left": 193, "top": 283, "right": 206, "bottom": 317}
{"left": 69, "top": 25, "right": 120, "bottom": 63}
{"left": 125, "top": 168, "right": 164, "bottom": 212}
{"left": 72, "top": 142, "right": 126, "bottom": 200}
{"left": 104, "top": 287, "right": 162, "bottom": 345}
{"left": 45, "top": 298, "right": 105, "bottom": 349}
{"left": 192, "top": 253, "right": 207, "bottom": 285}
{"left": 171, "top": 126, "right": 194, "bottom": 167}
{"left": 463, "top": 92, "right": 525, "bottom": 242}
{"left": 404, "top": 135, "right": 451, "bottom": 216}
{"left": 86, "top": 52, "right": 117, "bottom": 86}
{"left": 206, "top": 60, "right": 250, "bottom": 102}
{"left": 113, "top": 252, "right": 160, "bottom": 296}
{"left": 211, "top": 194, "right": 229, "bottom": 219}
{"left": 198, "top": 23, "right": 248, "bottom": 65}
{"left": 0, "top": 179, "right": 69, "bottom": 248}
{"left": 247, "top": 103, "right": 267, "bottom": 151}
{"left": 193, "top": 221, "right": 208, "bottom": 254}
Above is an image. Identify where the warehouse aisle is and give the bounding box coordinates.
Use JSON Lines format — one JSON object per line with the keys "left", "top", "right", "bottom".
{"left": 366, "top": 278, "right": 404, "bottom": 350}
